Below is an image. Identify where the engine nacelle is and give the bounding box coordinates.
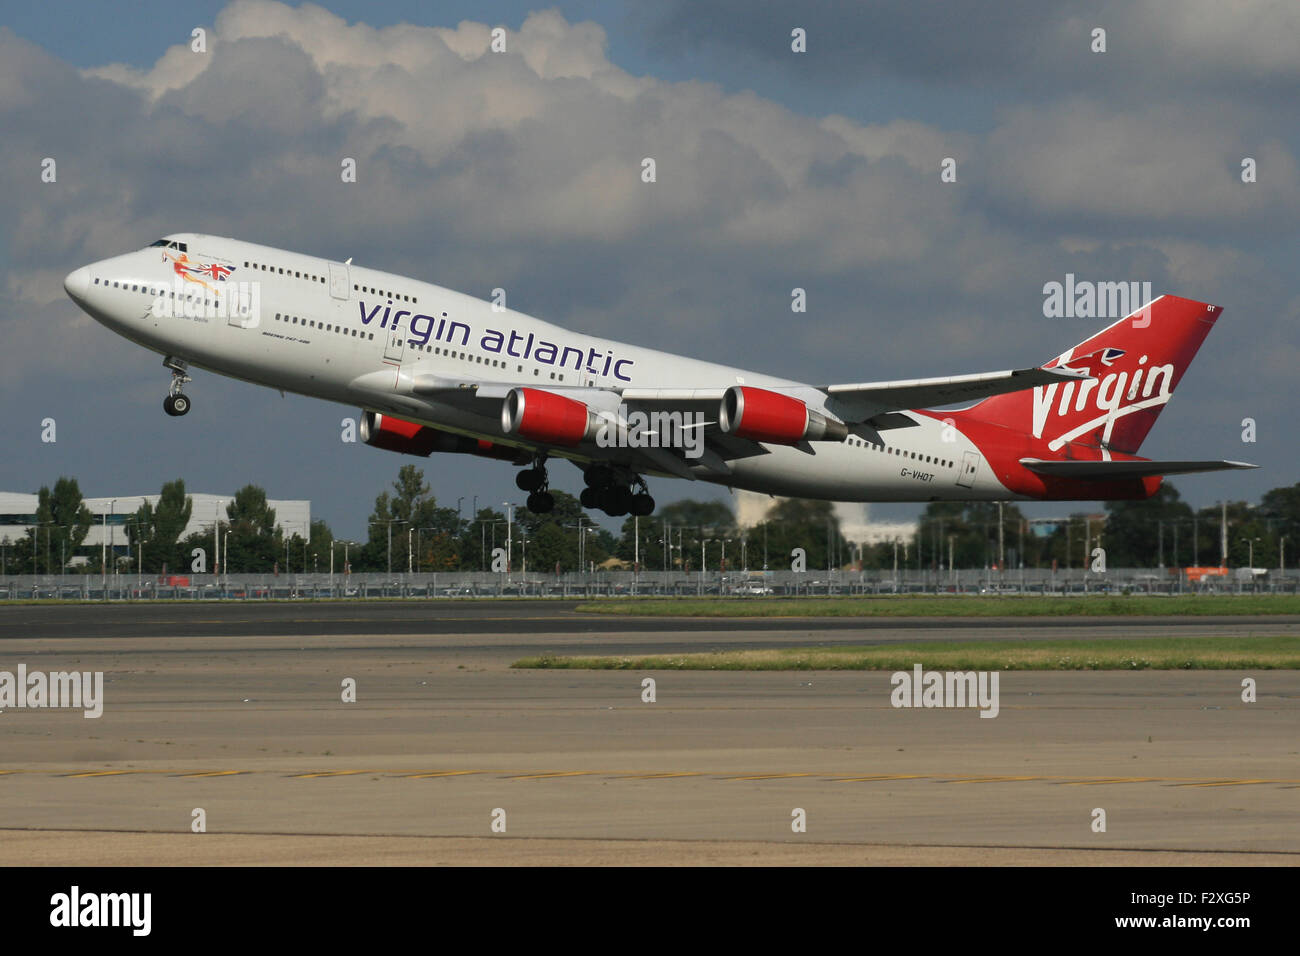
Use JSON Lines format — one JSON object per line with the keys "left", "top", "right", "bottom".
{"left": 359, "top": 411, "right": 527, "bottom": 462}
{"left": 501, "top": 388, "right": 600, "bottom": 446}
{"left": 718, "top": 386, "right": 848, "bottom": 444}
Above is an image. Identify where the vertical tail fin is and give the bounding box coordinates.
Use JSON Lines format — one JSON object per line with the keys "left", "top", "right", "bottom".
{"left": 960, "top": 295, "right": 1222, "bottom": 455}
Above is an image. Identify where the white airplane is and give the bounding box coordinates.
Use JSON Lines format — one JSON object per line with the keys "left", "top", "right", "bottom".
{"left": 63, "top": 233, "right": 1254, "bottom": 517}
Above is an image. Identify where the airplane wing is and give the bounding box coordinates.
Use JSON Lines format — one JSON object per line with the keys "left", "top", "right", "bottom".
{"left": 823, "top": 367, "right": 1089, "bottom": 421}
{"left": 380, "top": 367, "right": 1100, "bottom": 478}
{"left": 1020, "top": 458, "right": 1258, "bottom": 479}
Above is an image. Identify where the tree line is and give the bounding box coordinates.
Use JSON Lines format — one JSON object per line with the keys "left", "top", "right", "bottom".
{"left": 2, "top": 469, "right": 1296, "bottom": 574}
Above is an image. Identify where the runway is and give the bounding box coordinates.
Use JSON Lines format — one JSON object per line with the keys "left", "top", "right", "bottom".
{"left": 0, "top": 602, "right": 1295, "bottom": 865}
{"left": 4, "top": 599, "right": 1300, "bottom": 640}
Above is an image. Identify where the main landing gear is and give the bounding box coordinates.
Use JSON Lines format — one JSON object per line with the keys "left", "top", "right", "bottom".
{"left": 580, "top": 466, "right": 654, "bottom": 518}
{"left": 162, "top": 356, "right": 192, "bottom": 417}
{"left": 516, "top": 457, "right": 555, "bottom": 514}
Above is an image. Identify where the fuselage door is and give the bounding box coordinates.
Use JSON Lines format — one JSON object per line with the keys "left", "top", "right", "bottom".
{"left": 384, "top": 319, "right": 406, "bottom": 364}
{"left": 227, "top": 285, "right": 254, "bottom": 328}
{"left": 957, "top": 450, "right": 979, "bottom": 488}
{"left": 328, "top": 262, "right": 350, "bottom": 300}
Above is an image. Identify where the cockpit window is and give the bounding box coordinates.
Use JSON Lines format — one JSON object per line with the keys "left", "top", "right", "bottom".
{"left": 149, "top": 239, "right": 188, "bottom": 252}
{"left": 149, "top": 239, "right": 168, "bottom": 247}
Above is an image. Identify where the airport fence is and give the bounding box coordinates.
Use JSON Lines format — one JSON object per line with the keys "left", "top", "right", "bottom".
{"left": 0, "top": 567, "right": 1295, "bottom": 600}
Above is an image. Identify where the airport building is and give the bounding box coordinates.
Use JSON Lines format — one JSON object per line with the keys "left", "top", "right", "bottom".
{"left": 734, "top": 490, "right": 917, "bottom": 546}
{"left": 0, "top": 491, "right": 311, "bottom": 563}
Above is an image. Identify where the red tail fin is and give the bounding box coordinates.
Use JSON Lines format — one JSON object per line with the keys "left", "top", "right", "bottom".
{"left": 958, "top": 295, "right": 1222, "bottom": 456}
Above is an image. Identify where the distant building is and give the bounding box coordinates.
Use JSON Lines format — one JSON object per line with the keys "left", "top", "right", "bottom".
{"left": 0, "top": 491, "right": 310, "bottom": 562}
{"left": 734, "top": 490, "right": 916, "bottom": 546}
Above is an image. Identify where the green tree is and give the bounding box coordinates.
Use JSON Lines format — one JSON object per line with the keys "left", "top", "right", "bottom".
{"left": 306, "top": 519, "right": 334, "bottom": 574}
{"left": 361, "top": 465, "right": 460, "bottom": 573}
{"left": 1102, "top": 483, "right": 1193, "bottom": 567}
{"left": 513, "top": 490, "right": 589, "bottom": 572}
{"left": 748, "top": 498, "right": 846, "bottom": 572}
{"left": 224, "top": 485, "right": 282, "bottom": 573}
{"left": 31, "top": 477, "right": 94, "bottom": 573}
{"left": 125, "top": 481, "right": 195, "bottom": 572}
{"left": 457, "top": 506, "right": 505, "bottom": 572}
{"left": 639, "top": 498, "right": 737, "bottom": 572}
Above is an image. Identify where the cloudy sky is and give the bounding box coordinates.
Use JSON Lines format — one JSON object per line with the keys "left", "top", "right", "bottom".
{"left": 1, "top": 0, "right": 1296, "bottom": 538}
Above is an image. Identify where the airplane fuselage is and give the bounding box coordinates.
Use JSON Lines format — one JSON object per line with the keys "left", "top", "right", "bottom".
{"left": 66, "top": 232, "right": 1234, "bottom": 511}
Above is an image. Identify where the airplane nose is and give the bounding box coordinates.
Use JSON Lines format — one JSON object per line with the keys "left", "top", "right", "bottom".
{"left": 63, "top": 266, "right": 90, "bottom": 302}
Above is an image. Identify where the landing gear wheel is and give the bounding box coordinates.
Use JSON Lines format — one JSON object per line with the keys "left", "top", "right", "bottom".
{"left": 526, "top": 491, "right": 555, "bottom": 514}
{"left": 163, "top": 355, "right": 193, "bottom": 417}
{"left": 580, "top": 487, "right": 599, "bottom": 509}
{"left": 631, "top": 492, "right": 655, "bottom": 516}
{"left": 603, "top": 486, "right": 634, "bottom": 517}
{"left": 584, "top": 466, "right": 614, "bottom": 489}
{"left": 516, "top": 469, "right": 544, "bottom": 492}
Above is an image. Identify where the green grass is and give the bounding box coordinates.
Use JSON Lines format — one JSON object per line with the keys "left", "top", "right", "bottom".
{"left": 514, "top": 636, "right": 1300, "bottom": 671}
{"left": 574, "top": 594, "right": 1300, "bottom": 618}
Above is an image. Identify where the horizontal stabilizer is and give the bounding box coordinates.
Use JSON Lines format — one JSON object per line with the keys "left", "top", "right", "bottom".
{"left": 1019, "top": 458, "right": 1257, "bottom": 480}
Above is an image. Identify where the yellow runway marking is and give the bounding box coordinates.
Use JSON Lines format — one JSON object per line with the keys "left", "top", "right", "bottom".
{"left": 510, "top": 771, "right": 597, "bottom": 780}
{"left": 403, "top": 770, "right": 486, "bottom": 779}
{"left": 14, "top": 769, "right": 1300, "bottom": 788}
{"left": 178, "top": 771, "right": 246, "bottom": 778}
{"left": 1174, "top": 779, "right": 1276, "bottom": 788}
{"left": 618, "top": 772, "right": 704, "bottom": 779}
{"left": 726, "top": 773, "right": 820, "bottom": 781}
{"left": 290, "top": 770, "right": 376, "bottom": 779}
{"left": 63, "top": 771, "right": 135, "bottom": 778}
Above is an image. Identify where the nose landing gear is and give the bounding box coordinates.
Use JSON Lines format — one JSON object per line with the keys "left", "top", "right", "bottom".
{"left": 163, "top": 356, "right": 192, "bottom": 417}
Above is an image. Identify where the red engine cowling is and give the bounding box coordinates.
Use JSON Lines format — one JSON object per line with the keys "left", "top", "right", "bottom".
{"left": 360, "top": 411, "right": 526, "bottom": 462}
{"left": 718, "top": 386, "right": 848, "bottom": 443}
{"left": 501, "top": 388, "right": 599, "bottom": 446}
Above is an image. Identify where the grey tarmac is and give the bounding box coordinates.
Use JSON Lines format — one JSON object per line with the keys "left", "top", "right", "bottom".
{"left": 0, "top": 603, "right": 1294, "bottom": 865}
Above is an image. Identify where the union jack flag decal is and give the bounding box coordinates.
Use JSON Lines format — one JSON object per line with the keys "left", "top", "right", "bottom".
{"left": 199, "top": 262, "right": 233, "bottom": 281}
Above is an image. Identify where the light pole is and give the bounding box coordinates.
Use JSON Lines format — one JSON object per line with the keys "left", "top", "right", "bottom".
{"left": 368, "top": 519, "right": 404, "bottom": 576}
{"left": 407, "top": 526, "right": 414, "bottom": 574}
{"left": 699, "top": 539, "right": 712, "bottom": 596}
{"left": 102, "top": 498, "right": 116, "bottom": 590}
{"left": 101, "top": 502, "right": 116, "bottom": 574}
{"left": 502, "top": 502, "right": 513, "bottom": 575}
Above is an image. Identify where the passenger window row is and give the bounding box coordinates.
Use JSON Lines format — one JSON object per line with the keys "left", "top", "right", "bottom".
{"left": 355, "top": 283, "right": 417, "bottom": 304}
{"left": 845, "top": 435, "right": 952, "bottom": 468}
{"left": 95, "top": 276, "right": 218, "bottom": 311}
{"left": 245, "top": 260, "right": 326, "bottom": 284}
{"left": 274, "top": 312, "right": 374, "bottom": 340}
{"left": 415, "top": 344, "right": 562, "bottom": 380}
